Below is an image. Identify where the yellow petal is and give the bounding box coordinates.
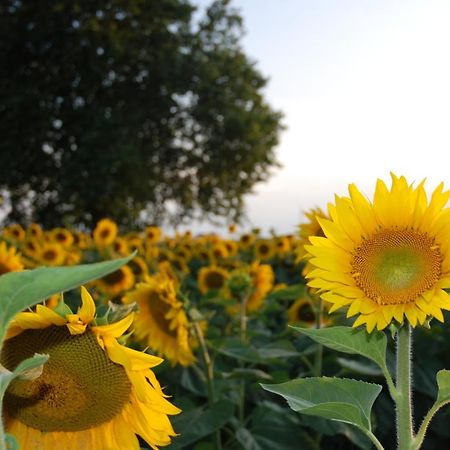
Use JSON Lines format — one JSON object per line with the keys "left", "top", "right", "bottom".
{"left": 92, "top": 313, "right": 134, "bottom": 338}
{"left": 78, "top": 286, "right": 96, "bottom": 323}
{"left": 36, "top": 305, "right": 66, "bottom": 326}
{"left": 14, "top": 312, "right": 51, "bottom": 329}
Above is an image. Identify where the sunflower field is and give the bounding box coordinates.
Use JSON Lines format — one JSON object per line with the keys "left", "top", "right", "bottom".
{"left": 2, "top": 176, "right": 450, "bottom": 450}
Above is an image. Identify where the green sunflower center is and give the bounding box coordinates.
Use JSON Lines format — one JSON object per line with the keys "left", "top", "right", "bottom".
{"left": 1, "top": 326, "right": 131, "bottom": 432}
{"left": 352, "top": 228, "right": 442, "bottom": 305}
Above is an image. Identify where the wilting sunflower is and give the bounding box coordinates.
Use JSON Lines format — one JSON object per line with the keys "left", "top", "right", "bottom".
{"left": 0, "top": 242, "right": 24, "bottom": 275}
{"left": 93, "top": 218, "right": 118, "bottom": 248}
{"left": 198, "top": 265, "right": 229, "bottom": 294}
{"left": 95, "top": 265, "right": 135, "bottom": 297}
{"left": 305, "top": 174, "right": 450, "bottom": 332}
{"left": 123, "top": 273, "right": 195, "bottom": 366}
{"left": 2, "top": 287, "right": 179, "bottom": 449}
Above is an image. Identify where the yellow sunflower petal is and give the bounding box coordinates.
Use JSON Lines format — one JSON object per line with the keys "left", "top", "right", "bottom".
{"left": 78, "top": 286, "right": 96, "bottom": 323}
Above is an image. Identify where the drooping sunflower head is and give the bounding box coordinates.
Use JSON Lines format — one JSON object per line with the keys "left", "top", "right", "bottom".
{"left": 2, "top": 286, "right": 180, "bottom": 449}
{"left": 306, "top": 174, "right": 450, "bottom": 332}
{"left": 93, "top": 218, "right": 118, "bottom": 248}
{"left": 198, "top": 265, "right": 230, "bottom": 294}
{"left": 0, "top": 242, "right": 24, "bottom": 275}
{"left": 123, "top": 273, "right": 195, "bottom": 366}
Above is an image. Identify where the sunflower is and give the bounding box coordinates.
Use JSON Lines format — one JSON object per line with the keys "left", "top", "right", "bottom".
{"left": 38, "top": 242, "right": 66, "bottom": 266}
{"left": 275, "top": 236, "right": 291, "bottom": 255}
{"left": 27, "top": 223, "right": 44, "bottom": 239}
{"left": 49, "top": 227, "right": 74, "bottom": 248}
{"left": 287, "top": 298, "right": 316, "bottom": 326}
{"left": 198, "top": 265, "right": 229, "bottom": 294}
{"left": 305, "top": 174, "right": 450, "bottom": 332}
{"left": 22, "top": 237, "right": 41, "bottom": 259}
{"left": 255, "top": 240, "right": 275, "bottom": 261}
{"left": 246, "top": 262, "right": 274, "bottom": 312}
{"left": 93, "top": 219, "right": 118, "bottom": 248}
{"left": 95, "top": 265, "right": 135, "bottom": 297}
{"left": 239, "top": 233, "right": 255, "bottom": 250}
{"left": 0, "top": 242, "right": 24, "bottom": 275}
{"left": 2, "top": 287, "right": 180, "bottom": 449}
{"left": 145, "top": 226, "right": 162, "bottom": 244}
{"left": 123, "top": 274, "right": 195, "bottom": 366}
{"left": 112, "top": 237, "right": 130, "bottom": 256}
{"left": 127, "top": 256, "right": 149, "bottom": 279}
{"left": 3, "top": 224, "right": 26, "bottom": 242}
{"left": 297, "top": 207, "right": 328, "bottom": 261}
{"left": 210, "top": 243, "right": 229, "bottom": 260}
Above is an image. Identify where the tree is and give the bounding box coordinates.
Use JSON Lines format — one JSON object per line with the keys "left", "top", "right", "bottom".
{"left": 0, "top": 0, "right": 283, "bottom": 228}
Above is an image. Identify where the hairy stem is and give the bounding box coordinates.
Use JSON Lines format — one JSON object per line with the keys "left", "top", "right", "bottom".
{"left": 396, "top": 325, "right": 414, "bottom": 450}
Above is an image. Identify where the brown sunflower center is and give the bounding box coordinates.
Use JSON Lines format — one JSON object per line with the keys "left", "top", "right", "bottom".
{"left": 145, "top": 291, "right": 178, "bottom": 338}
{"left": 102, "top": 268, "right": 125, "bottom": 285}
{"left": 1, "top": 326, "right": 131, "bottom": 432}
{"left": 205, "top": 271, "right": 226, "bottom": 289}
{"left": 351, "top": 228, "right": 442, "bottom": 305}
{"left": 42, "top": 249, "right": 57, "bottom": 261}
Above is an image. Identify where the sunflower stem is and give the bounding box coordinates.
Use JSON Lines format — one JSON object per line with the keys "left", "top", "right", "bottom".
{"left": 238, "top": 293, "right": 248, "bottom": 426}
{"left": 396, "top": 325, "right": 414, "bottom": 450}
{"left": 193, "top": 322, "right": 222, "bottom": 450}
{"left": 313, "top": 297, "right": 324, "bottom": 377}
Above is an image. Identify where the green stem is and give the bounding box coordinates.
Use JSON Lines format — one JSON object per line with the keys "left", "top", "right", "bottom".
{"left": 363, "top": 429, "right": 385, "bottom": 450}
{"left": 313, "top": 298, "right": 324, "bottom": 377}
{"left": 238, "top": 294, "right": 248, "bottom": 425}
{"left": 396, "top": 325, "right": 414, "bottom": 450}
{"left": 193, "top": 322, "right": 222, "bottom": 450}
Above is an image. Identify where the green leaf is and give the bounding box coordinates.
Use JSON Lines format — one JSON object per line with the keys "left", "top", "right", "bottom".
{"left": 223, "top": 368, "right": 272, "bottom": 381}
{"left": 13, "top": 353, "right": 49, "bottom": 381}
{"left": 266, "top": 284, "right": 306, "bottom": 301}
{"left": 167, "top": 400, "right": 234, "bottom": 449}
{"left": 0, "top": 255, "right": 134, "bottom": 345}
{"left": 336, "top": 357, "right": 383, "bottom": 376}
{"left": 436, "top": 369, "right": 450, "bottom": 404}
{"left": 291, "top": 326, "right": 387, "bottom": 370}
{"left": 261, "top": 377, "right": 382, "bottom": 432}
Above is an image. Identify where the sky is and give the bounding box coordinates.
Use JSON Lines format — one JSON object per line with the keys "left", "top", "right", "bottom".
{"left": 189, "top": 0, "right": 450, "bottom": 235}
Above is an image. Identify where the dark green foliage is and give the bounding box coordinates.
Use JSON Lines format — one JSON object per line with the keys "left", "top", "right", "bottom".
{"left": 0, "top": 0, "right": 283, "bottom": 227}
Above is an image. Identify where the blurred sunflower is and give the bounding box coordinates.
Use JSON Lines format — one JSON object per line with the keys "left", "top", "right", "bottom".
{"left": 145, "top": 226, "right": 161, "bottom": 244}
{"left": 93, "top": 219, "right": 118, "bottom": 248}
{"left": 239, "top": 233, "right": 255, "bottom": 250}
{"left": 39, "top": 242, "right": 66, "bottom": 266}
{"left": 287, "top": 298, "right": 316, "bottom": 326}
{"left": 275, "top": 236, "right": 291, "bottom": 255}
{"left": 297, "top": 207, "right": 328, "bottom": 261}
{"left": 22, "top": 237, "right": 41, "bottom": 259}
{"left": 96, "top": 265, "right": 135, "bottom": 297}
{"left": 127, "top": 256, "right": 149, "bottom": 279}
{"left": 198, "top": 266, "right": 229, "bottom": 294}
{"left": 123, "top": 274, "right": 195, "bottom": 366}
{"left": 255, "top": 240, "right": 275, "bottom": 261}
{"left": 210, "top": 243, "right": 229, "bottom": 260}
{"left": 112, "top": 237, "right": 129, "bottom": 256}
{"left": 0, "top": 242, "right": 24, "bottom": 275}
{"left": 246, "top": 262, "right": 274, "bottom": 312}
{"left": 2, "top": 287, "right": 180, "bottom": 449}
{"left": 3, "top": 224, "right": 26, "bottom": 242}
{"left": 27, "top": 223, "right": 44, "bottom": 239}
{"left": 49, "top": 228, "right": 74, "bottom": 248}
{"left": 306, "top": 174, "right": 450, "bottom": 332}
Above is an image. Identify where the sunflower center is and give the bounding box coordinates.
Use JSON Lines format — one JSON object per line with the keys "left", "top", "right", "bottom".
{"left": 42, "top": 250, "right": 57, "bottom": 260}
{"left": 205, "top": 271, "right": 226, "bottom": 289}
{"left": 352, "top": 228, "right": 442, "bottom": 305}
{"left": 103, "top": 268, "right": 125, "bottom": 285}
{"left": 145, "top": 291, "right": 178, "bottom": 338}
{"left": 1, "top": 326, "right": 131, "bottom": 432}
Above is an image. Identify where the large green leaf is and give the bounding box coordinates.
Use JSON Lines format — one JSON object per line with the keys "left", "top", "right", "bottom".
{"left": 261, "top": 377, "right": 382, "bottom": 432}
{"left": 167, "top": 400, "right": 234, "bottom": 449}
{"left": 0, "top": 255, "right": 133, "bottom": 345}
{"left": 291, "top": 326, "right": 387, "bottom": 370}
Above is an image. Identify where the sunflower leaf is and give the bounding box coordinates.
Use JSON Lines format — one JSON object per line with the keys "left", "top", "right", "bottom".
{"left": 261, "top": 377, "right": 382, "bottom": 432}
{"left": 291, "top": 326, "right": 387, "bottom": 370}
{"left": 13, "top": 353, "right": 49, "bottom": 381}
{"left": 0, "top": 254, "right": 135, "bottom": 348}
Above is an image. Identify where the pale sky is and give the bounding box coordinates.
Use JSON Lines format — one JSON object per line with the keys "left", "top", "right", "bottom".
{"left": 186, "top": 1, "right": 450, "bottom": 234}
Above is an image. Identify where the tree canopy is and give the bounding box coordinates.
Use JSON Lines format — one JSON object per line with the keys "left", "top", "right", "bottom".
{"left": 0, "top": 0, "right": 283, "bottom": 228}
